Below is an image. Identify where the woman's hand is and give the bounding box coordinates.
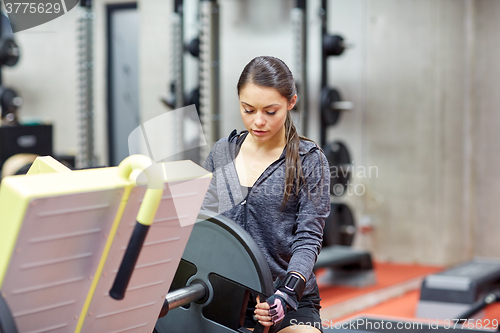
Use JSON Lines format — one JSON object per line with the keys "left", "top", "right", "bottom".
{"left": 254, "top": 272, "right": 305, "bottom": 327}
{"left": 254, "top": 295, "right": 274, "bottom": 327}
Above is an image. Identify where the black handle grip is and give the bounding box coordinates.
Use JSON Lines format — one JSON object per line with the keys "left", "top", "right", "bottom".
{"left": 109, "top": 222, "right": 150, "bottom": 300}
{"left": 253, "top": 322, "right": 269, "bottom": 333}
{"left": 251, "top": 293, "right": 271, "bottom": 333}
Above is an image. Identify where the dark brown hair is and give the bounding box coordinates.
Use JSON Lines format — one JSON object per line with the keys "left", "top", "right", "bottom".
{"left": 237, "top": 56, "right": 316, "bottom": 208}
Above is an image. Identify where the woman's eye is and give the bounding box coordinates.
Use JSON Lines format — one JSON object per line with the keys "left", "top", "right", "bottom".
{"left": 267, "top": 111, "right": 276, "bottom": 115}
{"left": 244, "top": 109, "right": 253, "bottom": 113}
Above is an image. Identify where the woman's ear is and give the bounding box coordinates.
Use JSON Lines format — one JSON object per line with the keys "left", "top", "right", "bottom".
{"left": 288, "top": 94, "right": 298, "bottom": 111}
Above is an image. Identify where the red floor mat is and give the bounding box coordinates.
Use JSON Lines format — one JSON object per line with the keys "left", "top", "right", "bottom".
{"left": 319, "top": 261, "right": 500, "bottom": 326}
{"left": 334, "top": 290, "right": 500, "bottom": 326}
{"left": 318, "top": 261, "right": 443, "bottom": 308}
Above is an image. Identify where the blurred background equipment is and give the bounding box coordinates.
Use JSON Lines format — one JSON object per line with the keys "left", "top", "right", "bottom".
{"left": 161, "top": 0, "right": 204, "bottom": 164}
{"left": 323, "top": 202, "right": 356, "bottom": 247}
{"left": 417, "top": 258, "right": 500, "bottom": 319}
{"left": 0, "top": 13, "right": 21, "bottom": 126}
{"left": 0, "top": 153, "right": 38, "bottom": 179}
{"left": 315, "top": 0, "right": 375, "bottom": 289}
{"left": 319, "top": 0, "right": 353, "bottom": 147}
{"left": 291, "top": 0, "right": 308, "bottom": 135}
{"left": 0, "top": 87, "right": 22, "bottom": 125}
{"left": 162, "top": 0, "right": 185, "bottom": 112}
{"left": 324, "top": 140, "right": 352, "bottom": 197}
{"left": 198, "top": 0, "right": 220, "bottom": 162}
{"left": 0, "top": 13, "right": 54, "bottom": 177}
{"left": 0, "top": 38, "right": 20, "bottom": 68}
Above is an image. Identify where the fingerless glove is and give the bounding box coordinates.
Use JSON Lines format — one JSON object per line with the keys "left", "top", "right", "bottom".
{"left": 265, "top": 272, "right": 306, "bottom": 325}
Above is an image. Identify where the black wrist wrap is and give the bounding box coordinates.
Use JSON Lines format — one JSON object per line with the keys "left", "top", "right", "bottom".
{"left": 275, "top": 272, "right": 306, "bottom": 311}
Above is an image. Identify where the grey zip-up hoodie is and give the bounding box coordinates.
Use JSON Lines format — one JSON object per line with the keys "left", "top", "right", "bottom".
{"left": 202, "top": 130, "right": 330, "bottom": 296}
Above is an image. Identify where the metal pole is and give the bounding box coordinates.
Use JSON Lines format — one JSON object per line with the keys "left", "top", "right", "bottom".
{"left": 291, "top": 0, "right": 308, "bottom": 136}
{"left": 172, "top": 0, "right": 185, "bottom": 158}
{"left": 199, "top": 0, "right": 220, "bottom": 162}
{"left": 0, "top": 13, "right": 3, "bottom": 88}
{"left": 320, "top": 0, "right": 327, "bottom": 147}
{"left": 77, "top": 2, "right": 96, "bottom": 168}
{"left": 166, "top": 283, "right": 207, "bottom": 310}
{"left": 160, "top": 282, "right": 207, "bottom": 317}
{"left": 321, "top": 0, "right": 328, "bottom": 89}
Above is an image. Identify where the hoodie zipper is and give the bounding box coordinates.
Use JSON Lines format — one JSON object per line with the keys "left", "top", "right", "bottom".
{"left": 232, "top": 133, "right": 293, "bottom": 231}
{"left": 238, "top": 153, "right": 288, "bottom": 231}
{"left": 242, "top": 190, "right": 250, "bottom": 231}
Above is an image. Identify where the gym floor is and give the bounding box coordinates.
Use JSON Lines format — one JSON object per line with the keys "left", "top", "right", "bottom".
{"left": 317, "top": 262, "right": 500, "bottom": 324}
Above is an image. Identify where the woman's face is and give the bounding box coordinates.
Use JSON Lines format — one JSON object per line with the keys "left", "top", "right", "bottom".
{"left": 239, "top": 83, "right": 296, "bottom": 144}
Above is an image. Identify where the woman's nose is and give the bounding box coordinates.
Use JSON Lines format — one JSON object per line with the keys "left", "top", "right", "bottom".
{"left": 254, "top": 112, "right": 266, "bottom": 126}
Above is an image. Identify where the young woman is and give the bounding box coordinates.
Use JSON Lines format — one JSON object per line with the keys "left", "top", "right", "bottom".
{"left": 202, "top": 56, "right": 330, "bottom": 333}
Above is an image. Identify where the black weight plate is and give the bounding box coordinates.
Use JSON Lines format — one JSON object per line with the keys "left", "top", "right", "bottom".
{"left": 321, "top": 87, "right": 342, "bottom": 126}
{"left": 324, "top": 141, "right": 352, "bottom": 196}
{"left": 185, "top": 87, "right": 200, "bottom": 117}
{"left": 186, "top": 37, "right": 200, "bottom": 58}
{"left": 0, "top": 292, "right": 17, "bottom": 333}
{"left": 0, "top": 87, "right": 20, "bottom": 117}
{"left": 0, "top": 39, "right": 20, "bottom": 67}
{"left": 323, "top": 203, "right": 356, "bottom": 247}
{"left": 155, "top": 210, "right": 274, "bottom": 333}
{"left": 323, "top": 34, "right": 345, "bottom": 57}
{"left": 168, "top": 259, "right": 198, "bottom": 300}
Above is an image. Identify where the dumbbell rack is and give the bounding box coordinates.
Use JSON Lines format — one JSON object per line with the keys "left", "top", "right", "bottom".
{"left": 0, "top": 13, "right": 22, "bottom": 125}
{"left": 320, "top": 0, "right": 352, "bottom": 147}
{"left": 315, "top": 0, "right": 375, "bottom": 288}
{"left": 162, "top": 0, "right": 217, "bottom": 165}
